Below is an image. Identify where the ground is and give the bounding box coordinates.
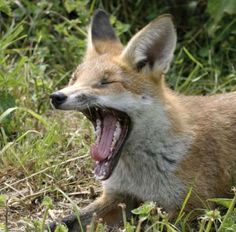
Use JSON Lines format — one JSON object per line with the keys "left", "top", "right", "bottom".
{"left": 0, "top": 111, "right": 100, "bottom": 231}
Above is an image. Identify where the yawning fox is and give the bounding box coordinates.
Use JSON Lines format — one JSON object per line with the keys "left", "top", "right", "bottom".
{"left": 49, "top": 9, "right": 236, "bottom": 231}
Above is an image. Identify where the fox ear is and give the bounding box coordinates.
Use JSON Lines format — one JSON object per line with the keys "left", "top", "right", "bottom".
{"left": 87, "top": 9, "right": 122, "bottom": 56}
{"left": 121, "top": 15, "right": 176, "bottom": 74}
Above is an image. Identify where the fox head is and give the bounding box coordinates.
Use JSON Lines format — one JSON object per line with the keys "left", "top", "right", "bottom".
{"left": 50, "top": 10, "right": 177, "bottom": 180}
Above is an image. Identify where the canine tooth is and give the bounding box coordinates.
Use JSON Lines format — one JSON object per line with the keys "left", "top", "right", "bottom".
{"left": 110, "top": 121, "right": 121, "bottom": 151}
{"left": 95, "top": 119, "right": 102, "bottom": 142}
{"left": 114, "top": 121, "right": 121, "bottom": 140}
{"left": 111, "top": 138, "right": 116, "bottom": 150}
{"left": 96, "top": 119, "right": 101, "bottom": 128}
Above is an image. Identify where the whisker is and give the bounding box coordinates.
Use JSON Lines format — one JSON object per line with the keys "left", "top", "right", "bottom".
{"left": 87, "top": 104, "right": 92, "bottom": 117}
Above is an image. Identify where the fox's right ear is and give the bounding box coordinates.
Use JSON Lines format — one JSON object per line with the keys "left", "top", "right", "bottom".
{"left": 121, "top": 15, "right": 176, "bottom": 75}
{"left": 86, "top": 9, "right": 123, "bottom": 57}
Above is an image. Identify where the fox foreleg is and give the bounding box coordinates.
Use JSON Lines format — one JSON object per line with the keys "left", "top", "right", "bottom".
{"left": 48, "top": 193, "right": 137, "bottom": 232}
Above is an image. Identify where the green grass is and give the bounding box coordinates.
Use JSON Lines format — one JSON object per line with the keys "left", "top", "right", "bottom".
{"left": 0, "top": 0, "right": 236, "bottom": 231}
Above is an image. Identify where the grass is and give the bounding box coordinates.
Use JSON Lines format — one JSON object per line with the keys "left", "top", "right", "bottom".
{"left": 0, "top": 0, "right": 236, "bottom": 231}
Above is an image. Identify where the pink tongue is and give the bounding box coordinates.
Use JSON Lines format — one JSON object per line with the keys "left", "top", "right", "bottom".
{"left": 91, "top": 114, "right": 117, "bottom": 161}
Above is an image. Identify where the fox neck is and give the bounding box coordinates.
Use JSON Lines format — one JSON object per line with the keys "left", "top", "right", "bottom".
{"left": 124, "top": 88, "right": 192, "bottom": 160}
{"left": 125, "top": 94, "right": 192, "bottom": 164}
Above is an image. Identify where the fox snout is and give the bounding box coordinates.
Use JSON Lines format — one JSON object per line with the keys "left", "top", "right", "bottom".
{"left": 50, "top": 92, "right": 67, "bottom": 108}
{"left": 50, "top": 89, "right": 97, "bottom": 111}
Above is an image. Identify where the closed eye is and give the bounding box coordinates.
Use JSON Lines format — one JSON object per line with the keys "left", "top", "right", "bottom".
{"left": 98, "top": 78, "right": 115, "bottom": 87}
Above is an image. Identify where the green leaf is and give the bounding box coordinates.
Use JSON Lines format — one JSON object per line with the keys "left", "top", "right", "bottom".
{"left": 32, "top": 220, "right": 41, "bottom": 230}
{"left": 0, "top": 0, "right": 12, "bottom": 16}
{"left": 64, "top": 0, "right": 79, "bottom": 13}
{"left": 42, "top": 196, "right": 53, "bottom": 209}
{"left": 124, "top": 222, "right": 135, "bottom": 232}
{"left": 0, "top": 107, "right": 48, "bottom": 128}
{"left": 131, "top": 202, "right": 155, "bottom": 216}
{"left": 207, "top": 0, "right": 236, "bottom": 31}
{"left": 55, "top": 225, "right": 69, "bottom": 232}
{"left": 223, "top": 0, "right": 236, "bottom": 15}
{"left": 208, "top": 198, "right": 233, "bottom": 208}
{"left": 0, "top": 107, "right": 17, "bottom": 123}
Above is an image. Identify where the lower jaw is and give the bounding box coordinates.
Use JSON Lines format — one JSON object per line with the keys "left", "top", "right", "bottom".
{"left": 94, "top": 152, "right": 121, "bottom": 180}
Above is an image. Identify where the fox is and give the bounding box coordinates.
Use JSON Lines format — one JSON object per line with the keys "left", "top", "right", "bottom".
{"left": 49, "top": 9, "right": 236, "bottom": 231}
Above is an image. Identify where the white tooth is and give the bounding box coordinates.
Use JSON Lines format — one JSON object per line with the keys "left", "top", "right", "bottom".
{"left": 110, "top": 145, "right": 114, "bottom": 152}
{"left": 110, "top": 121, "right": 121, "bottom": 151}
{"left": 95, "top": 174, "right": 102, "bottom": 180}
{"left": 116, "top": 121, "right": 121, "bottom": 128}
{"left": 108, "top": 154, "right": 112, "bottom": 160}
{"left": 104, "top": 162, "right": 108, "bottom": 166}
{"left": 96, "top": 119, "right": 101, "bottom": 128}
{"left": 97, "top": 175, "right": 105, "bottom": 180}
{"left": 96, "top": 161, "right": 99, "bottom": 164}
{"left": 95, "top": 119, "right": 102, "bottom": 143}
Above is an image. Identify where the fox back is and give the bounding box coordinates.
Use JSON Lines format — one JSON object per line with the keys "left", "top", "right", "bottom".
{"left": 50, "top": 10, "right": 236, "bottom": 219}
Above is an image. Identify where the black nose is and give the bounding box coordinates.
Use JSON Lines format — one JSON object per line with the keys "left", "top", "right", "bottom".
{"left": 50, "top": 92, "right": 67, "bottom": 108}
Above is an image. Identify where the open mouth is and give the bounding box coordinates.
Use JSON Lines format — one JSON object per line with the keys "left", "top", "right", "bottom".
{"left": 82, "top": 107, "right": 130, "bottom": 180}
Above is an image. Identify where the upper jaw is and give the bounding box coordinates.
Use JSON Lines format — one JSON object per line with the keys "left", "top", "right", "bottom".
{"left": 50, "top": 90, "right": 98, "bottom": 111}
{"left": 82, "top": 106, "right": 128, "bottom": 124}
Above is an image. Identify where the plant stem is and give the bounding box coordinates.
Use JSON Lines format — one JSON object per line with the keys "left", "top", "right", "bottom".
{"left": 218, "top": 188, "right": 236, "bottom": 232}
{"left": 41, "top": 208, "right": 49, "bottom": 232}
{"left": 204, "top": 219, "right": 213, "bottom": 232}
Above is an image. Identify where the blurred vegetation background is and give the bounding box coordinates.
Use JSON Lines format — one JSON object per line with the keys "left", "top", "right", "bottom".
{"left": 0, "top": 0, "right": 236, "bottom": 141}
{"left": 0, "top": 0, "right": 236, "bottom": 229}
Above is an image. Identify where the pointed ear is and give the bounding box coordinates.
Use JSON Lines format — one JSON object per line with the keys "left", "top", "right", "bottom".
{"left": 86, "top": 9, "right": 123, "bottom": 56}
{"left": 121, "top": 15, "right": 176, "bottom": 74}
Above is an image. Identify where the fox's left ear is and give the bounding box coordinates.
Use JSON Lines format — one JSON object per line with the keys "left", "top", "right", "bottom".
{"left": 87, "top": 9, "right": 123, "bottom": 56}
{"left": 121, "top": 15, "right": 176, "bottom": 74}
